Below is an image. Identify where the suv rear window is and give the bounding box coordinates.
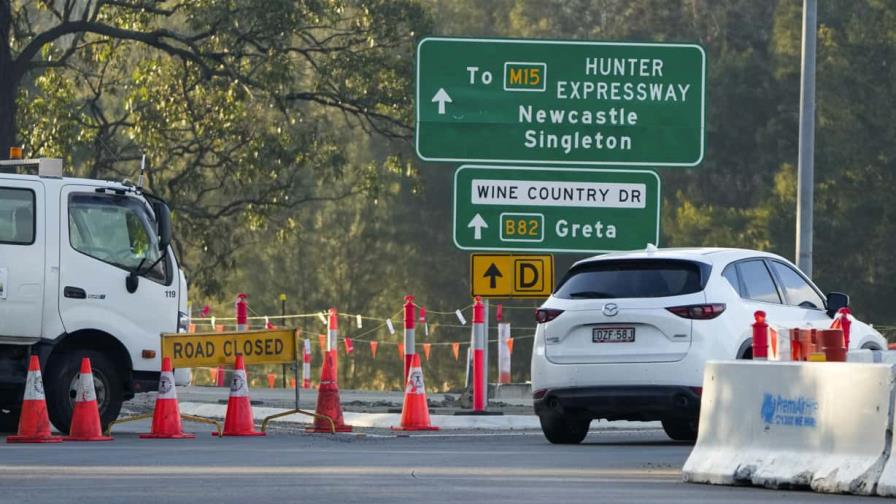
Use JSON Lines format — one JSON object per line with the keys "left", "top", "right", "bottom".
{"left": 554, "top": 259, "right": 709, "bottom": 299}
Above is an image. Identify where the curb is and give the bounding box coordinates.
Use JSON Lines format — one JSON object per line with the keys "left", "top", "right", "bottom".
{"left": 177, "top": 402, "right": 661, "bottom": 431}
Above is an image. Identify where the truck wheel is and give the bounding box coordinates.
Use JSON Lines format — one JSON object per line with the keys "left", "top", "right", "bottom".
{"left": 45, "top": 352, "right": 124, "bottom": 434}
{"left": 662, "top": 418, "right": 699, "bottom": 441}
{"left": 538, "top": 413, "right": 590, "bottom": 444}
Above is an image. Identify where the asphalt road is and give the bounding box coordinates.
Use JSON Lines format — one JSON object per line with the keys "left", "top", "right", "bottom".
{"left": 1, "top": 422, "right": 889, "bottom": 504}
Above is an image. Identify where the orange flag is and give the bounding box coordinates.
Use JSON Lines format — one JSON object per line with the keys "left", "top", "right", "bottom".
{"left": 451, "top": 342, "right": 460, "bottom": 361}
{"left": 506, "top": 337, "right": 514, "bottom": 354}
{"left": 398, "top": 343, "right": 405, "bottom": 360}
{"left": 422, "top": 343, "right": 432, "bottom": 361}
{"left": 317, "top": 334, "right": 327, "bottom": 355}
{"left": 370, "top": 340, "right": 379, "bottom": 359}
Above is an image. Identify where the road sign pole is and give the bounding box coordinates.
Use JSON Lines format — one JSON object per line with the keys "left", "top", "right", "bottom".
{"left": 294, "top": 329, "right": 301, "bottom": 410}
{"left": 796, "top": 0, "right": 817, "bottom": 276}
{"left": 280, "top": 293, "right": 287, "bottom": 388}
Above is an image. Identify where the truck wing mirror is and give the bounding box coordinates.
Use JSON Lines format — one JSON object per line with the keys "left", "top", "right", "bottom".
{"left": 155, "top": 202, "right": 172, "bottom": 251}
{"left": 826, "top": 292, "right": 849, "bottom": 317}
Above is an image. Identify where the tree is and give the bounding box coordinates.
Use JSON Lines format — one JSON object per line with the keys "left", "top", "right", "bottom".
{"left": 4, "top": 0, "right": 430, "bottom": 290}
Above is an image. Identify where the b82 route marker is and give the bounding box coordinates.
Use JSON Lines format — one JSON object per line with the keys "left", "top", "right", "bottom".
{"left": 416, "top": 37, "right": 706, "bottom": 167}
{"left": 454, "top": 165, "right": 660, "bottom": 253}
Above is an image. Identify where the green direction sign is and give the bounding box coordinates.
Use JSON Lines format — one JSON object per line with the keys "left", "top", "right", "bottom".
{"left": 454, "top": 165, "right": 660, "bottom": 253}
{"left": 417, "top": 37, "right": 706, "bottom": 167}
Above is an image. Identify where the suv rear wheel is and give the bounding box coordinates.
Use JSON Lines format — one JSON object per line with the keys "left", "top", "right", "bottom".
{"left": 538, "top": 413, "right": 590, "bottom": 444}
{"left": 661, "top": 418, "right": 698, "bottom": 441}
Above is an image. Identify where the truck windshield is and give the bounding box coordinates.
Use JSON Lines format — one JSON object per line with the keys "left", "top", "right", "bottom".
{"left": 68, "top": 193, "right": 167, "bottom": 282}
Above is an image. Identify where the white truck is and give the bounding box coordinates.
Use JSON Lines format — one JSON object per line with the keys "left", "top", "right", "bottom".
{"left": 0, "top": 155, "right": 188, "bottom": 432}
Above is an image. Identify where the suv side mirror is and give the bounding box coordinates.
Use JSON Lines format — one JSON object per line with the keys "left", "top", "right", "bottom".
{"left": 154, "top": 202, "right": 172, "bottom": 251}
{"left": 826, "top": 292, "right": 849, "bottom": 317}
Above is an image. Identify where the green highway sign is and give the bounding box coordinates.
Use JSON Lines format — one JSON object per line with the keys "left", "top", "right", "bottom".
{"left": 453, "top": 165, "right": 660, "bottom": 253}
{"left": 416, "top": 37, "right": 706, "bottom": 167}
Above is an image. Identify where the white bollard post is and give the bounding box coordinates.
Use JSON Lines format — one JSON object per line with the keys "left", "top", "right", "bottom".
{"left": 302, "top": 338, "right": 312, "bottom": 389}
{"left": 498, "top": 322, "right": 511, "bottom": 384}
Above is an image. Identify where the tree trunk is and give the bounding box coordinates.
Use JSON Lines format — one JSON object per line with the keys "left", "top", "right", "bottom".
{"left": 0, "top": 0, "right": 16, "bottom": 167}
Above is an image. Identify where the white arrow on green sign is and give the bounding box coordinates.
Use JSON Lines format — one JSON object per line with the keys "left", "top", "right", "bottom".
{"left": 453, "top": 165, "right": 660, "bottom": 253}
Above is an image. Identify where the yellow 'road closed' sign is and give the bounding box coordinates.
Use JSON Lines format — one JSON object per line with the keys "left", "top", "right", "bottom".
{"left": 161, "top": 329, "right": 298, "bottom": 368}
{"left": 470, "top": 254, "right": 554, "bottom": 298}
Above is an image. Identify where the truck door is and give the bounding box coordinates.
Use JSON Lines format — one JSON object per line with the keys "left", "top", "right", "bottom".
{"left": 0, "top": 179, "right": 45, "bottom": 339}
{"left": 58, "top": 185, "right": 177, "bottom": 369}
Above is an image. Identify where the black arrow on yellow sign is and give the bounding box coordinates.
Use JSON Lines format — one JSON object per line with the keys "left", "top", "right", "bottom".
{"left": 483, "top": 263, "right": 503, "bottom": 288}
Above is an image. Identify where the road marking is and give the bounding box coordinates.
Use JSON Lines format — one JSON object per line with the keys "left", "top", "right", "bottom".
{"left": 0, "top": 465, "right": 680, "bottom": 480}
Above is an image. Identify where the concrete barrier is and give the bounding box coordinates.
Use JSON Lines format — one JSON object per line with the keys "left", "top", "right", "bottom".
{"left": 682, "top": 361, "right": 895, "bottom": 495}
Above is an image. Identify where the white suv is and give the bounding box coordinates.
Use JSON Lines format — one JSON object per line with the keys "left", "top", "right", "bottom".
{"left": 531, "top": 247, "right": 886, "bottom": 444}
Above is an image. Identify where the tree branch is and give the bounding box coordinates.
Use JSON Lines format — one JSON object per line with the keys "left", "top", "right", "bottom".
{"left": 15, "top": 19, "right": 219, "bottom": 79}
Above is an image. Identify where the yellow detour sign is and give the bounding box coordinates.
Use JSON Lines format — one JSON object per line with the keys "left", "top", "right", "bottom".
{"left": 161, "top": 329, "right": 297, "bottom": 368}
{"left": 470, "top": 254, "right": 554, "bottom": 298}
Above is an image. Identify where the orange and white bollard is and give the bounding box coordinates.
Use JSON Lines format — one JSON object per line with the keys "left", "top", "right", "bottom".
{"left": 403, "top": 296, "right": 416, "bottom": 382}
{"left": 235, "top": 293, "right": 249, "bottom": 331}
{"left": 752, "top": 311, "right": 768, "bottom": 360}
{"left": 838, "top": 307, "right": 852, "bottom": 349}
{"left": 327, "top": 307, "right": 339, "bottom": 382}
{"left": 472, "top": 296, "right": 486, "bottom": 412}
{"left": 302, "top": 338, "right": 312, "bottom": 389}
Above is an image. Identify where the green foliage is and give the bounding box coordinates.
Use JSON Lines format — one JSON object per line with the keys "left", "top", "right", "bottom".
{"left": 8, "top": 0, "right": 896, "bottom": 389}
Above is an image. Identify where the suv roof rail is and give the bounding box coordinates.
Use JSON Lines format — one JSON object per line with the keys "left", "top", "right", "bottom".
{"left": 0, "top": 158, "right": 63, "bottom": 177}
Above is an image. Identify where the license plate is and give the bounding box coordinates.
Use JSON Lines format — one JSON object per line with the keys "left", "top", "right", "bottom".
{"left": 592, "top": 327, "right": 635, "bottom": 343}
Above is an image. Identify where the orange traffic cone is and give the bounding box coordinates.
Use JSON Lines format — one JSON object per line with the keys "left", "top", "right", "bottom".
{"left": 214, "top": 355, "right": 265, "bottom": 436}
{"left": 392, "top": 354, "right": 439, "bottom": 431}
{"left": 140, "top": 357, "right": 195, "bottom": 439}
{"left": 7, "top": 356, "right": 62, "bottom": 443}
{"left": 307, "top": 351, "right": 352, "bottom": 433}
{"left": 65, "top": 357, "right": 112, "bottom": 441}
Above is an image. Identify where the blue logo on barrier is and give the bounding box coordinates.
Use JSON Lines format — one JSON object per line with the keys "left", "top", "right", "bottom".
{"left": 760, "top": 393, "right": 818, "bottom": 428}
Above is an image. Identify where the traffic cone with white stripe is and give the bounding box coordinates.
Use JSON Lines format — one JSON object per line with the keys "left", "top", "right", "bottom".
{"left": 140, "top": 357, "right": 195, "bottom": 439}
{"left": 392, "top": 354, "right": 439, "bottom": 431}
{"left": 214, "top": 355, "right": 265, "bottom": 436}
{"left": 306, "top": 350, "right": 352, "bottom": 432}
{"left": 65, "top": 357, "right": 112, "bottom": 441}
{"left": 7, "top": 356, "right": 62, "bottom": 443}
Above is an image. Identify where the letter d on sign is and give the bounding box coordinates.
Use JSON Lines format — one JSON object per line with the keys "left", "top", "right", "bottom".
{"left": 516, "top": 261, "right": 541, "bottom": 290}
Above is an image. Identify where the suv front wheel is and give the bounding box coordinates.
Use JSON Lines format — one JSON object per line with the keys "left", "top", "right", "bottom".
{"left": 538, "top": 413, "right": 590, "bottom": 444}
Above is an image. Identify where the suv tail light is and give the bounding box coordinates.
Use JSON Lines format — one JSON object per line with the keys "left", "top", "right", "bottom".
{"left": 535, "top": 308, "right": 564, "bottom": 324}
{"left": 666, "top": 303, "right": 726, "bottom": 320}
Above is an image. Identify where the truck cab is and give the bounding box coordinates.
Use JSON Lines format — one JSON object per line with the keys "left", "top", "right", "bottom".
{"left": 0, "top": 156, "right": 187, "bottom": 432}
